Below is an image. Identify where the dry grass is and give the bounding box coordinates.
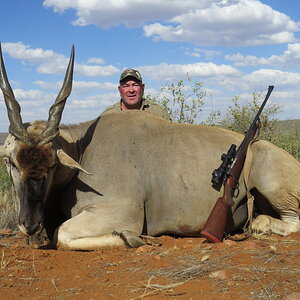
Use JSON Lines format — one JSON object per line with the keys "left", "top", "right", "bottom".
{"left": 132, "top": 275, "right": 186, "bottom": 299}
{"left": 0, "top": 158, "right": 17, "bottom": 230}
{"left": 149, "top": 254, "right": 231, "bottom": 281}
{"left": 0, "top": 188, "right": 18, "bottom": 230}
{"left": 1, "top": 250, "right": 10, "bottom": 269}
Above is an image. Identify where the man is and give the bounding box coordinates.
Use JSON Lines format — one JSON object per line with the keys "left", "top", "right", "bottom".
{"left": 101, "top": 69, "right": 171, "bottom": 120}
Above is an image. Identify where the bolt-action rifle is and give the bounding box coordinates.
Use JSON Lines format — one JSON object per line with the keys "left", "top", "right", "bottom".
{"left": 200, "top": 85, "right": 274, "bottom": 243}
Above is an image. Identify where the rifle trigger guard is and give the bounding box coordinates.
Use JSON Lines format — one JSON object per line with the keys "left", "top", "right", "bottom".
{"left": 233, "top": 183, "right": 239, "bottom": 198}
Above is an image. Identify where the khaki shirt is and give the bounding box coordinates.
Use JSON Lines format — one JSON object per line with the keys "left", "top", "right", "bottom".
{"left": 101, "top": 98, "right": 171, "bottom": 121}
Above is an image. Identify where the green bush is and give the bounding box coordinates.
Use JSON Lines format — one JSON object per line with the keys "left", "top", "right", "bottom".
{"left": 217, "top": 92, "right": 281, "bottom": 141}
{"left": 270, "top": 133, "right": 300, "bottom": 161}
{"left": 150, "top": 77, "right": 300, "bottom": 160}
{"left": 212, "top": 93, "right": 300, "bottom": 160}
{"left": 0, "top": 159, "right": 17, "bottom": 230}
{"left": 0, "top": 159, "right": 12, "bottom": 193}
{"left": 148, "top": 75, "right": 206, "bottom": 124}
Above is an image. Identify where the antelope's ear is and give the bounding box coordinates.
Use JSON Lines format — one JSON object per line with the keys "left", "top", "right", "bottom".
{"left": 56, "top": 149, "right": 92, "bottom": 175}
{"left": 0, "top": 145, "right": 7, "bottom": 157}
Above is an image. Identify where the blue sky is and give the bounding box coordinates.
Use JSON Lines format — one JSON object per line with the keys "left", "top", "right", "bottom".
{"left": 0, "top": 0, "right": 300, "bottom": 131}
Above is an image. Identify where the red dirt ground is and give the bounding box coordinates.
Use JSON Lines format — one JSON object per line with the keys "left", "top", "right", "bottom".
{"left": 0, "top": 230, "right": 299, "bottom": 300}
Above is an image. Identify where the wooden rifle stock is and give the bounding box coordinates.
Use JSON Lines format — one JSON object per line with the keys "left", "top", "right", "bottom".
{"left": 200, "top": 177, "right": 235, "bottom": 243}
{"left": 200, "top": 85, "right": 274, "bottom": 243}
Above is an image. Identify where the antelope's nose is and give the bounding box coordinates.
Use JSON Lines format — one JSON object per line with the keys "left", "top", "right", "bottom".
{"left": 23, "top": 223, "right": 41, "bottom": 236}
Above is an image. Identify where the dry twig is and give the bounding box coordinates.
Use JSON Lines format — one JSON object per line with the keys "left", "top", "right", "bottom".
{"left": 51, "top": 278, "right": 59, "bottom": 292}
{"left": 32, "top": 250, "right": 37, "bottom": 276}
{"left": 1, "top": 249, "right": 9, "bottom": 269}
{"left": 135, "top": 277, "right": 185, "bottom": 300}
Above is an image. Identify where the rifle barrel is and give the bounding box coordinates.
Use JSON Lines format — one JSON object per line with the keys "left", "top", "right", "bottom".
{"left": 252, "top": 85, "right": 274, "bottom": 126}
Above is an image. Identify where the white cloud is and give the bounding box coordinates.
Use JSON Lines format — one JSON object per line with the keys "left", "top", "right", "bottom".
{"left": 37, "top": 61, "right": 119, "bottom": 77}
{"left": 64, "top": 92, "right": 119, "bottom": 123}
{"left": 34, "top": 80, "right": 117, "bottom": 92}
{"left": 225, "top": 53, "right": 269, "bottom": 66}
{"left": 188, "top": 52, "right": 201, "bottom": 58}
{"left": 243, "top": 69, "right": 300, "bottom": 89}
{"left": 43, "top": 0, "right": 212, "bottom": 29}
{"left": 74, "top": 81, "right": 117, "bottom": 91}
{"left": 0, "top": 86, "right": 118, "bottom": 126}
{"left": 70, "top": 98, "right": 99, "bottom": 109}
{"left": 183, "top": 48, "right": 222, "bottom": 59}
{"left": 43, "top": 0, "right": 300, "bottom": 46}
{"left": 74, "top": 64, "right": 119, "bottom": 77}
{"left": 144, "top": 0, "right": 299, "bottom": 46}
{"left": 0, "top": 88, "right": 58, "bottom": 124}
{"left": 34, "top": 81, "right": 62, "bottom": 90}
{"left": 70, "top": 92, "right": 118, "bottom": 108}
{"left": 209, "top": 68, "right": 300, "bottom": 96}
{"left": 0, "top": 86, "right": 56, "bottom": 105}
{"left": 2, "top": 42, "right": 119, "bottom": 77}
{"left": 2, "top": 42, "right": 61, "bottom": 63}
{"left": 139, "top": 62, "right": 241, "bottom": 81}
{"left": 86, "top": 57, "right": 105, "bottom": 64}
{"left": 225, "top": 43, "right": 300, "bottom": 68}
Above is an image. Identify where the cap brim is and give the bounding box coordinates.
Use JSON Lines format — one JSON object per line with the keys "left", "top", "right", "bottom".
{"left": 120, "top": 76, "right": 142, "bottom": 84}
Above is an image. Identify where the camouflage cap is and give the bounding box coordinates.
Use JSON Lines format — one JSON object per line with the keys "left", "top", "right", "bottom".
{"left": 119, "top": 69, "right": 142, "bottom": 83}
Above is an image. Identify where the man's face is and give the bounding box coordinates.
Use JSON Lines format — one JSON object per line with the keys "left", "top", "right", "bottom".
{"left": 118, "top": 78, "right": 145, "bottom": 110}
